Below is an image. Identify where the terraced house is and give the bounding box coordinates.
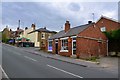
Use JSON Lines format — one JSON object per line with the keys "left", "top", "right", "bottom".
{"left": 20, "top": 24, "right": 57, "bottom": 49}
{"left": 47, "top": 16, "right": 120, "bottom": 59}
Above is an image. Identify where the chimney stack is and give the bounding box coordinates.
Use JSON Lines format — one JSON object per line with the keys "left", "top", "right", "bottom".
{"left": 31, "top": 24, "right": 36, "bottom": 30}
{"left": 17, "top": 27, "right": 19, "bottom": 30}
{"left": 44, "top": 27, "right": 46, "bottom": 29}
{"left": 25, "top": 27, "right": 28, "bottom": 30}
{"left": 65, "top": 21, "right": 70, "bottom": 32}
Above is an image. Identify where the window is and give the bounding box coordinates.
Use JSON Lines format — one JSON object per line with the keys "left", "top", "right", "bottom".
{"left": 41, "top": 33, "right": 45, "bottom": 39}
{"left": 48, "top": 41, "right": 52, "bottom": 51}
{"left": 100, "top": 27, "right": 106, "bottom": 32}
{"left": 61, "top": 39, "right": 68, "bottom": 50}
{"left": 48, "top": 34, "right": 51, "bottom": 38}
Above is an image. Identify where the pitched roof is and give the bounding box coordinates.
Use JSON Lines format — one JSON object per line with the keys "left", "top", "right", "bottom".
{"left": 28, "top": 28, "right": 57, "bottom": 34}
{"left": 49, "top": 23, "right": 94, "bottom": 39}
{"left": 96, "top": 16, "right": 120, "bottom": 23}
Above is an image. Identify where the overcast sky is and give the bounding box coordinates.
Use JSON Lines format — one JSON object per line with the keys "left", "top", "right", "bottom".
{"left": 1, "top": 1, "right": 119, "bottom": 32}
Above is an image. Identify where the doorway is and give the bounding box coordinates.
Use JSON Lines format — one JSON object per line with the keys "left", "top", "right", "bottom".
{"left": 72, "top": 38, "right": 76, "bottom": 55}
{"left": 55, "top": 43, "right": 58, "bottom": 54}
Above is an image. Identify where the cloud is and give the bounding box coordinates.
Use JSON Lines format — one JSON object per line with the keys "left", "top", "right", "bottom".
{"left": 1, "top": 2, "right": 118, "bottom": 32}
{"left": 68, "top": 3, "right": 81, "bottom": 12}
{"left": 2, "top": 0, "right": 120, "bottom": 2}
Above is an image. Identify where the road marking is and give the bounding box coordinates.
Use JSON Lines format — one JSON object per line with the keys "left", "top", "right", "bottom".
{"left": 12, "top": 52, "right": 22, "bottom": 56}
{"left": 6, "top": 49, "right": 22, "bottom": 56}
{"left": 47, "top": 64, "right": 83, "bottom": 78}
{"left": 24, "top": 56, "right": 37, "bottom": 62}
{"left": 0, "top": 65, "right": 10, "bottom": 80}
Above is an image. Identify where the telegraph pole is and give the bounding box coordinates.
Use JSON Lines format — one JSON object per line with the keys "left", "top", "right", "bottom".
{"left": 18, "top": 20, "right": 20, "bottom": 28}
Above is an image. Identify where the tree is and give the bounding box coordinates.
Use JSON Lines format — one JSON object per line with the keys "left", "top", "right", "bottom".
{"left": 104, "top": 29, "right": 120, "bottom": 40}
{"left": 2, "top": 32, "right": 9, "bottom": 43}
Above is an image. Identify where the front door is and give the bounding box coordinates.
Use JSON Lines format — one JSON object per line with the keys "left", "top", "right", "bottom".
{"left": 72, "top": 38, "right": 76, "bottom": 55}
{"left": 55, "top": 43, "right": 58, "bottom": 54}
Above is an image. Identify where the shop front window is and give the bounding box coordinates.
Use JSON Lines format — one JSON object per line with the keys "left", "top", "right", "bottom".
{"left": 48, "top": 41, "right": 52, "bottom": 51}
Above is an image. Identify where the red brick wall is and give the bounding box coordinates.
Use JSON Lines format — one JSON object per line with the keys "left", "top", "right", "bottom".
{"left": 58, "top": 39, "right": 61, "bottom": 54}
{"left": 76, "top": 38, "right": 107, "bottom": 59}
{"left": 76, "top": 24, "right": 108, "bottom": 58}
{"left": 96, "top": 17, "right": 120, "bottom": 31}
{"left": 78, "top": 24, "right": 107, "bottom": 40}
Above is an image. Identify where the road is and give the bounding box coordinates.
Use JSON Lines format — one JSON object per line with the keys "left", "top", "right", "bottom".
{"left": 2, "top": 43, "right": 118, "bottom": 78}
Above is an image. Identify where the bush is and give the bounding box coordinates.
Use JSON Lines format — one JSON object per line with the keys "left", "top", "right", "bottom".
{"left": 104, "top": 29, "right": 120, "bottom": 40}
{"left": 86, "top": 57, "right": 98, "bottom": 62}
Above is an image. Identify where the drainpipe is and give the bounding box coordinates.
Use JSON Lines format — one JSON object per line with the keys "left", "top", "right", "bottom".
{"left": 107, "top": 40, "right": 109, "bottom": 56}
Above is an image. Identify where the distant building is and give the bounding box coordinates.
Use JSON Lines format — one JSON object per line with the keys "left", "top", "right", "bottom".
{"left": 20, "top": 24, "right": 57, "bottom": 49}
{"left": 2, "top": 26, "right": 11, "bottom": 39}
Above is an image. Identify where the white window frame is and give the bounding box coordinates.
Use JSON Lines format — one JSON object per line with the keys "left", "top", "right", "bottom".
{"left": 100, "top": 27, "right": 106, "bottom": 32}
{"left": 60, "top": 38, "right": 68, "bottom": 52}
{"left": 60, "top": 37, "right": 68, "bottom": 40}
{"left": 72, "top": 37, "right": 76, "bottom": 55}
{"left": 41, "top": 33, "right": 45, "bottom": 39}
{"left": 71, "top": 36, "right": 77, "bottom": 38}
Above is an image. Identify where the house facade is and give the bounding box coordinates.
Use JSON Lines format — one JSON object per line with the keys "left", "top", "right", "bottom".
{"left": 2, "top": 26, "right": 11, "bottom": 40}
{"left": 20, "top": 23, "right": 57, "bottom": 48}
{"left": 28, "top": 27, "right": 57, "bottom": 49}
{"left": 47, "top": 16, "right": 120, "bottom": 59}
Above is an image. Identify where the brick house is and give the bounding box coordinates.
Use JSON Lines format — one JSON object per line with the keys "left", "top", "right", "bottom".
{"left": 47, "top": 16, "right": 120, "bottom": 59}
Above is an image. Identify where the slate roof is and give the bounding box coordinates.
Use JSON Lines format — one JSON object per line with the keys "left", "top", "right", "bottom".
{"left": 28, "top": 28, "right": 57, "bottom": 34}
{"left": 49, "top": 23, "right": 94, "bottom": 39}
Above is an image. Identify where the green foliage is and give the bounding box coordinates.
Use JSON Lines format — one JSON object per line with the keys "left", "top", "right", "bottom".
{"left": 86, "top": 57, "right": 98, "bottom": 62}
{"left": 2, "top": 32, "right": 9, "bottom": 43}
{"left": 104, "top": 29, "right": 120, "bottom": 40}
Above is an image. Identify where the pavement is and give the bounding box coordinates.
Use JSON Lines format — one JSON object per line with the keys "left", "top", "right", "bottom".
{"left": 18, "top": 47, "right": 118, "bottom": 74}
{"left": 2, "top": 43, "right": 118, "bottom": 78}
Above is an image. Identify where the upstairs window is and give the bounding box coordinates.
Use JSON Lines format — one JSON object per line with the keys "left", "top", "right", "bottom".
{"left": 48, "top": 34, "right": 51, "bottom": 38}
{"left": 41, "top": 33, "right": 45, "bottom": 39}
{"left": 100, "top": 27, "right": 106, "bottom": 32}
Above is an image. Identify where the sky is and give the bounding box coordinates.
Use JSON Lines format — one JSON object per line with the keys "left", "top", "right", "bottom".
{"left": 1, "top": 1, "right": 119, "bottom": 32}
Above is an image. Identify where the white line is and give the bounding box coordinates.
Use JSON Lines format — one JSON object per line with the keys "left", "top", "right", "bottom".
{"left": 24, "top": 56, "right": 37, "bottom": 62}
{"left": 12, "top": 52, "right": 22, "bottom": 56}
{"left": 47, "top": 64, "right": 83, "bottom": 78}
{"left": 0, "top": 65, "right": 10, "bottom": 79}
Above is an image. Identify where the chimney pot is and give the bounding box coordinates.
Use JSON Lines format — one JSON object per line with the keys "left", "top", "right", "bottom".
{"left": 44, "top": 27, "right": 46, "bottom": 29}
{"left": 88, "top": 21, "right": 92, "bottom": 24}
{"left": 17, "top": 27, "right": 19, "bottom": 30}
{"left": 31, "top": 24, "right": 36, "bottom": 30}
{"left": 25, "top": 27, "right": 28, "bottom": 30}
